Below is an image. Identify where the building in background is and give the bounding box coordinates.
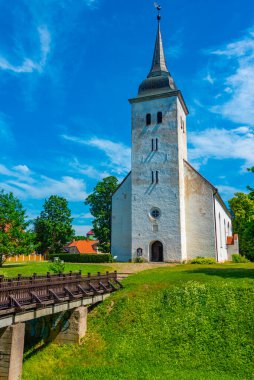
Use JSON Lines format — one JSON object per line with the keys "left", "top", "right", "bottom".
{"left": 66, "top": 239, "right": 99, "bottom": 255}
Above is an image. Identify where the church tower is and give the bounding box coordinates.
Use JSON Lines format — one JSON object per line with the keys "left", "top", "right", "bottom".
{"left": 111, "top": 8, "right": 236, "bottom": 263}
{"left": 129, "top": 11, "right": 189, "bottom": 262}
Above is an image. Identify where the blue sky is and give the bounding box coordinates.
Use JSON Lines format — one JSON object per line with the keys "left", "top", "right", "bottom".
{"left": 0, "top": 0, "right": 253, "bottom": 235}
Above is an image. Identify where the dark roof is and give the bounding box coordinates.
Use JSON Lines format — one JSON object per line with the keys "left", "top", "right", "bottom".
{"left": 138, "top": 19, "right": 177, "bottom": 97}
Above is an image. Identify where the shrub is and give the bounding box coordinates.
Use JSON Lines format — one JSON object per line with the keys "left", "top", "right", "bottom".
{"left": 133, "top": 257, "right": 147, "bottom": 263}
{"left": 49, "top": 253, "right": 113, "bottom": 263}
{"left": 231, "top": 254, "right": 250, "bottom": 263}
{"left": 48, "top": 257, "right": 65, "bottom": 273}
{"left": 190, "top": 256, "right": 216, "bottom": 264}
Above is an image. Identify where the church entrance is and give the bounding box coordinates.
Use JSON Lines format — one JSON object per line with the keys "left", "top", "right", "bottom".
{"left": 151, "top": 241, "right": 163, "bottom": 262}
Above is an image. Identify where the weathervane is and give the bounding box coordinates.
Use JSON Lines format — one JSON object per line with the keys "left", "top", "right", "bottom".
{"left": 154, "top": 2, "right": 162, "bottom": 21}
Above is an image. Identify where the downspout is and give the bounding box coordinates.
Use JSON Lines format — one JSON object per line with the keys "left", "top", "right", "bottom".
{"left": 213, "top": 188, "right": 218, "bottom": 262}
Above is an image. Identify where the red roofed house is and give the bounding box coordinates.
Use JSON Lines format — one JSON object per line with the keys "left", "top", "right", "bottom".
{"left": 66, "top": 239, "right": 99, "bottom": 255}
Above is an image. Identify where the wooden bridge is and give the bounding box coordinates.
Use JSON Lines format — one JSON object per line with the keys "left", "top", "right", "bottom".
{"left": 0, "top": 271, "right": 122, "bottom": 380}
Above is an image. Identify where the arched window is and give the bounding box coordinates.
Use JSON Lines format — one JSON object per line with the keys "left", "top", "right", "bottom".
{"left": 219, "top": 213, "right": 222, "bottom": 248}
{"left": 156, "top": 171, "right": 159, "bottom": 184}
{"left": 224, "top": 219, "right": 226, "bottom": 246}
{"left": 157, "top": 112, "right": 162, "bottom": 124}
{"left": 146, "top": 113, "right": 151, "bottom": 126}
{"left": 151, "top": 138, "right": 158, "bottom": 152}
{"left": 227, "top": 221, "right": 230, "bottom": 236}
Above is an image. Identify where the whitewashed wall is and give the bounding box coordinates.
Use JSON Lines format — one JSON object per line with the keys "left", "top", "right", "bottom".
{"left": 214, "top": 197, "right": 232, "bottom": 262}
{"left": 111, "top": 174, "right": 132, "bottom": 261}
{"left": 130, "top": 95, "right": 187, "bottom": 262}
{"left": 184, "top": 163, "right": 216, "bottom": 260}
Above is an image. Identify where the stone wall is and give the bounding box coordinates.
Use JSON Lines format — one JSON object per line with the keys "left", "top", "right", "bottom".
{"left": 184, "top": 162, "right": 216, "bottom": 260}
{"left": 130, "top": 95, "right": 187, "bottom": 262}
{"left": 214, "top": 197, "right": 232, "bottom": 262}
{"left": 111, "top": 173, "right": 132, "bottom": 261}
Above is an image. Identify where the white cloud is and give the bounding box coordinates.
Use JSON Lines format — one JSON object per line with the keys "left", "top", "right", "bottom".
{"left": 215, "top": 185, "right": 245, "bottom": 199}
{"left": 189, "top": 126, "right": 254, "bottom": 170}
{"left": 72, "top": 224, "right": 92, "bottom": 236}
{"left": 73, "top": 212, "right": 93, "bottom": 219}
{"left": 204, "top": 72, "right": 215, "bottom": 85}
{"left": 0, "top": 163, "right": 87, "bottom": 202}
{"left": 208, "top": 28, "right": 254, "bottom": 125}
{"left": 72, "top": 160, "right": 110, "bottom": 180}
{"left": 62, "top": 135, "right": 131, "bottom": 175}
{"left": 0, "top": 25, "right": 51, "bottom": 74}
{"left": 13, "top": 165, "right": 30, "bottom": 174}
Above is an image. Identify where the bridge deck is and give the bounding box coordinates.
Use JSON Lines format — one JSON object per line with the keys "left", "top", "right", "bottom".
{"left": 0, "top": 271, "right": 122, "bottom": 323}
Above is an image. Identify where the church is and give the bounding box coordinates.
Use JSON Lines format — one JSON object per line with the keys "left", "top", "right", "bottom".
{"left": 111, "top": 13, "right": 239, "bottom": 263}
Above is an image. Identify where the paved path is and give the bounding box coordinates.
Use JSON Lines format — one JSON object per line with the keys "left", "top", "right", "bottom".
{"left": 103, "top": 263, "right": 175, "bottom": 280}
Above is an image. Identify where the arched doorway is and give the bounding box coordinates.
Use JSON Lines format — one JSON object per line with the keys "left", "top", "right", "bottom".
{"left": 151, "top": 241, "right": 163, "bottom": 262}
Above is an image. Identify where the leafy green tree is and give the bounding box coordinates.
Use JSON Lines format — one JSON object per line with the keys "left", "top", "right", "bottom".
{"left": 34, "top": 195, "right": 74, "bottom": 254}
{"left": 74, "top": 236, "right": 87, "bottom": 240}
{"left": 229, "top": 167, "right": 254, "bottom": 260}
{"left": 85, "top": 176, "right": 118, "bottom": 252}
{"left": 0, "top": 190, "right": 35, "bottom": 266}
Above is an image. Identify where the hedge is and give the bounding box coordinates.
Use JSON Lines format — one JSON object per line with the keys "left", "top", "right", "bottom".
{"left": 190, "top": 256, "right": 216, "bottom": 264}
{"left": 232, "top": 254, "right": 250, "bottom": 263}
{"left": 49, "top": 254, "right": 113, "bottom": 263}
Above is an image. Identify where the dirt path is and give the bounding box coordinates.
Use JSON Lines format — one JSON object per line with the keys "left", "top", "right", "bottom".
{"left": 103, "top": 262, "right": 175, "bottom": 279}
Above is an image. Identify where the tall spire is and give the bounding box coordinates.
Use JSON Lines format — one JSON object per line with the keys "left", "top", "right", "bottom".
{"left": 148, "top": 13, "right": 169, "bottom": 78}
{"left": 137, "top": 5, "right": 178, "bottom": 97}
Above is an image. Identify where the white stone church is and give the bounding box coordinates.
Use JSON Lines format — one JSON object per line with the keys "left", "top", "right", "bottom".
{"left": 111, "top": 15, "right": 239, "bottom": 263}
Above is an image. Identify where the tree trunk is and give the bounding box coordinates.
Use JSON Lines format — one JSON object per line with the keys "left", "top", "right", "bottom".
{"left": 0, "top": 254, "right": 6, "bottom": 267}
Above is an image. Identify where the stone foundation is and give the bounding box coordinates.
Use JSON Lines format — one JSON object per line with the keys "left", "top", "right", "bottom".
{"left": 0, "top": 323, "right": 25, "bottom": 380}
{"left": 54, "top": 306, "right": 88, "bottom": 345}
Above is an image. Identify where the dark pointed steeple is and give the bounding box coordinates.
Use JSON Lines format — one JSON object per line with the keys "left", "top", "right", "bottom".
{"left": 138, "top": 11, "right": 177, "bottom": 96}
{"left": 148, "top": 16, "right": 169, "bottom": 77}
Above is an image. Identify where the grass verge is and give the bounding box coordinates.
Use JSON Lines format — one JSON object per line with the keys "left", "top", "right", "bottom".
{"left": 22, "top": 264, "right": 254, "bottom": 380}
{"left": 0, "top": 262, "right": 114, "bottom": 277}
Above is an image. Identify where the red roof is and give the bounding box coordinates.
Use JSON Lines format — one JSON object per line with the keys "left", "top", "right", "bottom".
{"left": 227, "top": 236, "right": 234, "bottom": 245}
{"left": 227, "top": 234, "right": 238, "bottom": 245}
{"left": 68, "top": 240, "right": 98, "bottom": 254}
{"left": 87, "top": 230, "right": 94, "bottom": 236}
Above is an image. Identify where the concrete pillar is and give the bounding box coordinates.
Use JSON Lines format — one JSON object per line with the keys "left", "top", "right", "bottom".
{"left": 0, "top": 323, "right": 25, "bottom": 380}
{"left": 54, "top": 306, "right": 87, "bottom": 345}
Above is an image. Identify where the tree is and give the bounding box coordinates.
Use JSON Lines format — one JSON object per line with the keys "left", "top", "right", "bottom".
{"left": 34, "top": 195, "right": 74, "bottom": 254}
{"left": 229, "top": 167, "right": 254, "bottom": 260}
{"left": 74, "top": 236, "right": 87, "bottom": 240}
{"left": 0, "top": 190, "right": 35, "bottom": 266}
{"left": 85, "top": 176, "right": 118, "bottom": 252}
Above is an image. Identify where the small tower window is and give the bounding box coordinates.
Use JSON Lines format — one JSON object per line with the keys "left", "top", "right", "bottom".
{"left": 180, "top": 116, "right": 185, "bottom": 133}
{"left": 146, "top": 113, "right": 151, "bottom": 126}
{"left": 182, "top": 120, "right": 185, "bottom": 133}
{"left": 156, "top": 171, "right": 159, "bottom": 184}
{"left": 152, "top": 170, "right": 159, "bottom": 184}
{"left": 151, "top": 138, "right": 158, "bottom": 152}
{"left": 157, "top": 112, "right": 162, "bottom": 124}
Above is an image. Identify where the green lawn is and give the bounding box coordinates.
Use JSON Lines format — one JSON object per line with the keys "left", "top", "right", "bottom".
{"left": 21, "top": 263, "right": 254, "bottom": 380}
{"left": 0, "top": 262, "right": 114, "bottom": 277}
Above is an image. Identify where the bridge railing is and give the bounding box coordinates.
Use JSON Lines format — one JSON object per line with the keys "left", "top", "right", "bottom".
{"left": 0, "top": 271, "right": 122, "bottom": 316}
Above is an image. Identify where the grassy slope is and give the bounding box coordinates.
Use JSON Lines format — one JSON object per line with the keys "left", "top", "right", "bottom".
{"left": 0, "top": 262, "right": 114, "bottom": 277}
{"left": 22, "top": 264, "right": 254, "bottom": 380}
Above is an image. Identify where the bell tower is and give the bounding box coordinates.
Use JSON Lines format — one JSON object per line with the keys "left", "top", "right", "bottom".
{"left": 129, "top": 8, "right": 189, "bottom": 262}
